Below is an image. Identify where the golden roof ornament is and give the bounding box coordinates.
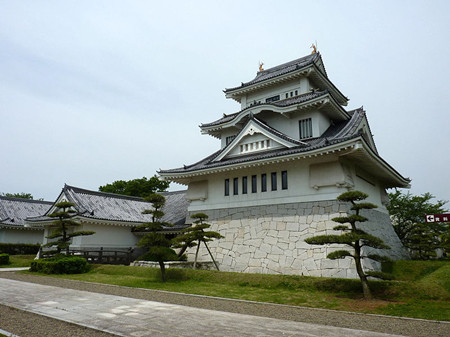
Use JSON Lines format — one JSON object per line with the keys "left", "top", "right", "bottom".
{"left": 259, "top": 61, "right": 264, "bottom": 72}
{"left": 310, "top": 43, "right": 317, "bottom": 54}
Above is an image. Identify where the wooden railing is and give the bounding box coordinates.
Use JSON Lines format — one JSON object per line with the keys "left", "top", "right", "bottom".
{"left": 71, "top": 248, "right": 133, "bottom": 265}
{"left": 40, "top": 247, "right": 133, "bottom": 266}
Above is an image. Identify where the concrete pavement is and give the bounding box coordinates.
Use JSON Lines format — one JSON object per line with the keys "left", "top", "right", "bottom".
{"left": 0, "top": 278, "right": 409, "bottom": 337}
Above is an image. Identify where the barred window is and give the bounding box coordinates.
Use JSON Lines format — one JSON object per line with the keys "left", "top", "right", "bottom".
{"left": 224, "top": 179, "right": 230, "bottom": 196}
{"left": 271, "top": 172, "right": 277, "bottom": 191}
{"left": 233, "top": 178, "right": 239, "bottom": 195}
{"left": 261, "top": 174, "right": 267, "bottom": 192}
{"left": 282, "top": 171, "right": 288, "bottom": 190}
{"left": 251, "top": 175, "right": 257, "bottom": 193}
{"left": 226, "top": 135, "right": 236, "bottom": 145}
{"left": 299, "top": 118, "right": 313, "bottom": 139}
{"left": 242, "top": 176, "right": 248, "bottom": 194}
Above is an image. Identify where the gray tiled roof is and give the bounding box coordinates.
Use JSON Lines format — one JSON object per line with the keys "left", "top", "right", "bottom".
{"left": 201, "top": 91, "right": 329, "bottom": 128}
{"left": 224, "top": 53, "right": 323, "bottom": 93}
{"left": 0, "top": 196, "right": 52, "bottom": 228}
{"left": 28, "top": 186, "right": 189, "bottom": 229}
{"left": 161, "top": 108, "right": 366, "bottom": 174}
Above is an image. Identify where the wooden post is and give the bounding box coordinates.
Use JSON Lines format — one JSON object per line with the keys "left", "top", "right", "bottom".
{"left": 203, "top": 240, "right": 220, "bottom": 271}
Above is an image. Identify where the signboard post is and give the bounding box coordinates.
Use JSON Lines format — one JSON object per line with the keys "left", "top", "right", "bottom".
{"left": 425, "top": 214, "right": 450, "bottom": 223}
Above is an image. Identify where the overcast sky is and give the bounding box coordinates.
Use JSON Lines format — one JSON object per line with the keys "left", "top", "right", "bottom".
{"left": 1, "top": 1, "right": 449, "bottom": 204}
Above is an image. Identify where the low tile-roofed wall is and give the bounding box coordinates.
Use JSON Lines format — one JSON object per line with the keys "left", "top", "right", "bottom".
{"left": 0, "top": 196, "right": 52, "bottom": 227}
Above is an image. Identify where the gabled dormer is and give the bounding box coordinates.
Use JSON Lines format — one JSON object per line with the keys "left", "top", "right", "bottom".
{"left": 213, "top": 116, "right": 306, "bottom": 162}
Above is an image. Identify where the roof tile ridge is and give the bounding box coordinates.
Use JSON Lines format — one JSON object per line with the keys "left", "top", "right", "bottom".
{"left": 330, "top": 108, "right": 364, "bottom": 140}
{"left": 160, "top": 149, "right": 222, "bottom": 173}
{"left": 225, "top": 53, "right": 317, "bottom": 92}
{"left": 64, "top": 184, "right": 146, "bottom": 202}
{"left": 161, "top": 190, "right": 187, "bottom": 195}
{"left": 0, "top": 195, "right": 53, "bottom": 204}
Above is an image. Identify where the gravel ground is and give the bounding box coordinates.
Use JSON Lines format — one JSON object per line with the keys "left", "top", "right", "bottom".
{"left": 0, "top": 304, "right": 116, "bottom": 337}
{"left": 1, "top": 272, "right": 449, "bottom": 337}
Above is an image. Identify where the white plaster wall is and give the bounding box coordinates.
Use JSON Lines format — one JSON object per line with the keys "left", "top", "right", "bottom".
{"left": 185, "top": 201, "right": 409, "bottom": 279}
{"left": 243, "top": 78, "right": 312, "bottom": 109}
{"left": 70, "top": 223, "right": 139, "bottom": 249}
{"left": 258, "top": 110, "right": 330, "bottom": 140}
{"left": 0, "top": 229, "right": 44, "bottom": 244}
{"left": 188, "top": 157, "right": 352, "bottom": 213}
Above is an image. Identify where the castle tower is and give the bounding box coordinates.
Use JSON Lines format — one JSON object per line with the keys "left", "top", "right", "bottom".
{"left": 159, "top": 53, "right": 409, "bottom": 278}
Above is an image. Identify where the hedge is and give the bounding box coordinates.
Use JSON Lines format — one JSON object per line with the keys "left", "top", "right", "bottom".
{"left": 0, "top": 243, "right": 40, "bottom": 255}
{"left": 0, "top": 253, "right": 9, "bottom": 265}
{"left": 30, "top": 255, "right": 90, "bottom": 274}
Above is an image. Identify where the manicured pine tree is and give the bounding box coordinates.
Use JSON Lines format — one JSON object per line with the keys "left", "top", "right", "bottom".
{"left": 305, "top": 191, "right": 392, "bottom": 299}
{"left": 44, "top": 201, "right": 95, "bottom": 255}
{"left": 135, "top": 194, "right": 178, "bottom": 282}
{"left": 173, "top": 213, "right": 224, "bottom": 270}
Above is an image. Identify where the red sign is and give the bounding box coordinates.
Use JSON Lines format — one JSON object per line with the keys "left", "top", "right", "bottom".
{"left": 425, "top": 214, "right": 450, "bottom": 223}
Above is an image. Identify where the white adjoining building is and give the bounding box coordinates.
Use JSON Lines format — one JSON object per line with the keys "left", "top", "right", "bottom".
{"left": 27, "top": 184, "right": 188, "bottom": 260}
{"left": 0, "top": 196, "right": 51, "bottom": 244}
{"left": 159, "top": 52, "right": 410, "bottom": 278}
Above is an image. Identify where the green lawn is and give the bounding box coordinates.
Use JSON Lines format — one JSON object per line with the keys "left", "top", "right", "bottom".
{"left": 0, "top": 255, "right": 35, "bottom": 268}
{"left": 22, "top": 259, "right": 450, "bottom": 321}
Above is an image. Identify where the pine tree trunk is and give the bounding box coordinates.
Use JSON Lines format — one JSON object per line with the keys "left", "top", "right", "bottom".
{"left": 203, "top": 240, "right": 220, "bottom": 271}
{"left": 177, "top": 245, "right": 188, "bottom": 258}
{"left": 354, "top": 242, "right": 372, "bottom": 299}
{"left": 193, "top": 240, "right": 201, "bottom": 269}
{"left": 159, "top": 260, "right": 166, "bottom": 282}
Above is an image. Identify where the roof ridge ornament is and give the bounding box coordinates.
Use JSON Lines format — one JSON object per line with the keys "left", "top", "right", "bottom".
{"left": 259, "top": 61, "right": 264, "bottom": 72}
{"left": 310, "top": 43, "right": 317, "bottom": 54}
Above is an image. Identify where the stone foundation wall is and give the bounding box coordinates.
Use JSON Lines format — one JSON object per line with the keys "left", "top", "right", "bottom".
{"left": 131, "top": 261, "right": 215, "bottom": 270}
{"left": 186, "top": 200, "right": 409, "bottom": 279}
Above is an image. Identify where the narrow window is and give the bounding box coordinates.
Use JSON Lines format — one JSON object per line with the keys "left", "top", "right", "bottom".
{"left": 299, "top": 118, "right": 313, "bottom": 139}
{"left": 251, "top": 175, "right": 257, "bottom": 193}
{"left": 224, "top": 179, "right": 229, "bottom": 196}
{"left": 295, "top": 90, "right": 298, "bottom": 95}
{"left": 233, "top": 178, "right": 238, "bottom": 195}
{"left": 265, "top": 95, "right": 280, "bottom": 103}
{"left": 271, "top": 172, "right": 277, "bottom": 191}
{"left": 261, "top": 174, "right": 267, "bottom": 192}
{"left": 290, "top": 91, "right": 293, "bottom": 97}
{"left": 282, "top": 171, "right": 288, "bottom": 190}
{"left": 285, "top": 93, "right": 289, "bottom": 99}
{"left": 226, "top": 135, "right": 236, "bottom": 145}
{"left": 242, "top": 176, "right": 248, "bottom": 194}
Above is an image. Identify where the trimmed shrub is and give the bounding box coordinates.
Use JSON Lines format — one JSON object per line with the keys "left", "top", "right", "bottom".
{"left": 30, "top": 255, "right": 90, "bottom": 274}
{"left": 0, "top": 253, "right": 9, "bottom": 265}
{"left": 0, "top": 243, "right": 40, "bottom": 255}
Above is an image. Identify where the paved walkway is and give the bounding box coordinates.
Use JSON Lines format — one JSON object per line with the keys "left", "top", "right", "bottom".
{"left": 0, "top": 267, "right": 29, "bottom": 272}
{"left": 0, "top": 278, "right": 407, "bottom": 337}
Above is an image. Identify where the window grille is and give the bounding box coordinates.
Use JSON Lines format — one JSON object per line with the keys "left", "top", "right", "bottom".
{"left": 271, "top": 172, "right": 277, "bottom": 191}
{"left": 261, "top": 174, "right": 267, "bottom": 192}
{"left": 242, "top": 176, "right": 248, "bottom": 194}
{"left": 251, "top": 175, "right": 257, "bottom": 193}
{"left": 282, "top": 171, "right": 288, "bottom": 190}
{"left": 226, "top": 135, "right": 236, "bottom": 145}
{"left": 265, "top": 95, "right": 280, "bottom": 103}
{"left": 224, "top": 179, "right": 230, "bottom": 196}
{"left": 299, "top": 118, "right": 313, "bottom": 139}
